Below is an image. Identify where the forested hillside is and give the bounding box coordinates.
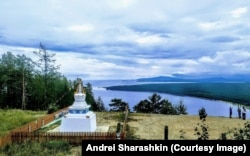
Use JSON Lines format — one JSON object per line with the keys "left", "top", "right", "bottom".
{"left": 106, "top": 83, "right": 250, "bottom": 106}
{"left": 0, "top": 44, "right": 97, "bottom": 112}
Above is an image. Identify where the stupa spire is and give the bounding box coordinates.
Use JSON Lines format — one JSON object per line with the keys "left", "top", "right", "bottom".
{"left": 78, "top": 83, "right": 82, "bottom": 93}
{"left": 75, "top": 78, "right": 85, "bottom": 94}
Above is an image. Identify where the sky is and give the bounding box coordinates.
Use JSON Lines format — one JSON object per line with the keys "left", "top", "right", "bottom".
{"left": 1, "top": 0, "right": 250, "bottom": 80}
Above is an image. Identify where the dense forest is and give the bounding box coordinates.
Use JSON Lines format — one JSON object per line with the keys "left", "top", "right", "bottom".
{"left": 0, "top": 44, "right": 100, "bottom": 112}
{"left": 106, "top": 83, "right": 250, "bottom": 106}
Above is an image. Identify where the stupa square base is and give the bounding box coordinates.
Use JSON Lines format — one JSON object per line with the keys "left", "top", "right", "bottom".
{"left": 60, "top": 113, "right": 97, "bottom": 132}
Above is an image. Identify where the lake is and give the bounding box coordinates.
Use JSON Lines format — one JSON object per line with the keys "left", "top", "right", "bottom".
{"left": 86, "top": 80, "right": 250, "bottom": 119}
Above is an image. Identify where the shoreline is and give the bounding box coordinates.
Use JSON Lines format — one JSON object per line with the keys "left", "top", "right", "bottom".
{"left": 104, "top": 83, "right": 250, "bottom": 107}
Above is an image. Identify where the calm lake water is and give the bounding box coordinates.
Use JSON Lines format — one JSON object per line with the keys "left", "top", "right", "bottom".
{"left": 86, "top": 80, "right": 250, "bottom": 119}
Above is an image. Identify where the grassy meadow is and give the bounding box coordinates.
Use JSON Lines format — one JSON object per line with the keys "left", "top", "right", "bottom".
{"left": 0, "top": 110, "right": 249, "bottom": 155}
{"left": 127, "top": 113, "right": 249, "bottom": 140}
{"left": 0, "top": 109, "right": 47, "bottom": 136}
{"left": 0, "top": 109, "right": 249, "bottom": 140}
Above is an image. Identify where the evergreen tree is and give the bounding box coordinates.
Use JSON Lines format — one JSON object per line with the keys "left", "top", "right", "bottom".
{"left": 175, "top": 100, "right": 188, "bottom": 115}
{"left": 133, "top": 99, "right": 151, "bottom": 113}
{"left": 148, "top": 93, "right": 162, "bottom": 113}
{"left": 0, "top": 51, "right": 73, "bottom": 110}
{"left": 0, "top": 52, "right": 19, "bottom": 108}
{"left": 133, "top": 93, "right": 166, "bottom": 113}
{"left": 33, "top": 43, "right": 60, "bottom": 110}
{"left": 95, "top": 96, "right": 106, "bottom": 112}
{"left": 109, "top": 98, "right": 129, "bottom": 112}
{"left": 16, "top": 54, "right": 36, "bottom": 110}
{"left": 160, "top": 99, "right": 177, "bottom": 114}
{"left": 85, "top": 82, "right": 96, "bottom": 106}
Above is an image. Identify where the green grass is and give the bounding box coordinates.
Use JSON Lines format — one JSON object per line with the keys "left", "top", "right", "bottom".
{"left": 37, "top": 120, "right": 61, "bottom": 132}
{"left": 0, "top": 140, "right": 73, "bottom": 156}
{"left": 0, "top": 109, "right": 46, "bottom": 136}
{"left": 0, "top": 110, "right": 248, "bottom": 155}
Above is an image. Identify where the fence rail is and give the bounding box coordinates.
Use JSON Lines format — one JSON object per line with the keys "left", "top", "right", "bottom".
{"left": 11, "top": 132, "right": 118, "bottom": 145}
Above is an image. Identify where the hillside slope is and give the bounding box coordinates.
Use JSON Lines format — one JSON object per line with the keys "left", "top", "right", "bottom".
{"left": 130, "top": 113, "right": 249, "bottom": 140}
{"left": 96, "top": 112, "right": 248, "bottom": 140}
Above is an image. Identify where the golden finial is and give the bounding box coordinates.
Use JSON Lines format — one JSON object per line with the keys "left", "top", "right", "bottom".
{"left": 75, "top": 78, "right": 85, "bottom": 94}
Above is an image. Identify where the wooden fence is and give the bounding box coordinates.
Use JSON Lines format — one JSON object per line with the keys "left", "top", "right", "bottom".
{"left": 0, "top": 107, "right": 69, "bottom": 148}
{"left": 0, "top": 107, "right": 128, "bottom": 148}
{"left": 11, "top": 132, "right": 117, "bottom": 145}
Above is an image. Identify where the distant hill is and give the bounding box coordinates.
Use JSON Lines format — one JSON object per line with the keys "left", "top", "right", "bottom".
{"left": 136, "top": 74, "right": 250, "bottom": 82}
{"left": 136, "top": 76, "right": 191, "bottom": 82}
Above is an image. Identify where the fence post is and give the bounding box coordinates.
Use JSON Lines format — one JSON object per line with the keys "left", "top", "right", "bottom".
{"left": 164, "top": 126, "right": 168, "bottom": 140}
{"left": 36, "top": 120, "right": 38, "bottom": 128}
{"left": 28, "top": 125, "right": 31, "bottom": 132}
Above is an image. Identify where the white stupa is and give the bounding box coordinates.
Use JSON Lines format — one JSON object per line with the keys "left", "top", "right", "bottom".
{"left": 60, "top": 79, "right": 97, "bottom": 132}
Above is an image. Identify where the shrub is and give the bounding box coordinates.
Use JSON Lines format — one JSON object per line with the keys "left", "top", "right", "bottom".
{"left": 223, "top": 121, "right": 250, "bottom": 140}
{"left": 194, "top": 118, "right": 209, "bottom": 140}
{"left": 124, "top": 124, "right": 138, "bottom": 140}
{"left": 179, "top": 130, "right": 186, "bottom": 140}
{"left": 41, "top": 140, "right": 71, "bottom": 152}
{"left": 198, "top": 107, "right": 207, "bottom": 120}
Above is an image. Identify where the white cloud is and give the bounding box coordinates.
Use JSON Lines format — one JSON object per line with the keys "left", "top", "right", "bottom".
{"left": 198, "top": 22, "right": 222, "bottom": 31}
{"left": 230, "top": 7, "right": 248, "bottom": 18}
{"left": 198, "top": 56, "right": 214, "bottom": 63}
{"left": 68, "top": 24, "right": 94, "bottom": 32}
{"left": 106, "top": 0, "right": 136, "bottom": 9}
{"left": 136, "top": 35, "right": 166, "bottom": 45}
{"left": 1, "top": 0, "right": 250, "bottom": 80}
{"left": 196, "top": 50, "right": 250, "bottom": 74}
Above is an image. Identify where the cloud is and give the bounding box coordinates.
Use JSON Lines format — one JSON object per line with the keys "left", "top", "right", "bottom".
{"left": 1, "top": 0, "right": 250, "bottom": 80}
{"left": 68, "top": 24, "right": 95, "bottom": 32}
{"left": 136, "top": 34, "right": 167, "bottom": 46}
{"left": 230, "top": 7, "right": 248, "bottom": 18}
{"left": 106, "top": 0, "right": 136, "bottom": 9}
{"left": 197, "top": 50, "right": 250, "bottom": 74}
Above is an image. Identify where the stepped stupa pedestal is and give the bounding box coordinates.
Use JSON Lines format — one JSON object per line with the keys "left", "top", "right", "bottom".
{"left": 60, "top": 79, "right": 97, "bottom": 132}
